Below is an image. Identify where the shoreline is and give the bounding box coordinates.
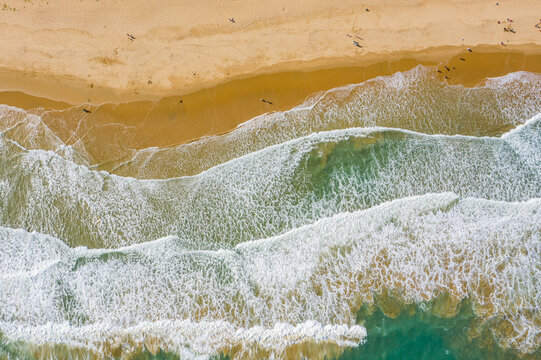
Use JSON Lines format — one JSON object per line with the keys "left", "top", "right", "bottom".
{"left": 2, "top": 44, "right": 541, "bottom": 109}
{"left": 1, "top": 46, "right": 540, "bottom": 152}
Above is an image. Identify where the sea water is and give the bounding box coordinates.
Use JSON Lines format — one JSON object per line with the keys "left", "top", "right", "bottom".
{"left": 0, "top": 66, "right": 539, "bottom": 359}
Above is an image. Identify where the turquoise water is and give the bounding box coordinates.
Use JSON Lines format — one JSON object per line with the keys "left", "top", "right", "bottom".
{"left": 340, "top": 302, "right": 531, "bottom": 360}
{"left": 0, "top": 67, "right": 539, "bottom": 359}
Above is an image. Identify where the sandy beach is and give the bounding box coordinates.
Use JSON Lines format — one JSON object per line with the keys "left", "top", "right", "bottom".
{"left": 0, "top": 0, "right": 540, "bottom": 106}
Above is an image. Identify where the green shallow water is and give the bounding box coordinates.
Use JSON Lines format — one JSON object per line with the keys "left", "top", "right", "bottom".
{"left": 0, "top": 194, "right": 539, "bottom": 358}
{"left": 1, "top": 117, "right": 539, "bottom": 250}
{"left": 339, "top": 302, "right": 530, "bottom": 360}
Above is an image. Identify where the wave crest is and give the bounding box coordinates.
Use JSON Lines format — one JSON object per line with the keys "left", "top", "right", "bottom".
{"left": 0, "top": 194, "right": 539, "bottom": 356}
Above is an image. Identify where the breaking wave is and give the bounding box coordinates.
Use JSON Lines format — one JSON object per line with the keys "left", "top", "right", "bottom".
{"left": 0, "top": 113, "right": 539, "bottom": 249}
{"left": 0, "top": 194, "right": 539, "bottom": 358}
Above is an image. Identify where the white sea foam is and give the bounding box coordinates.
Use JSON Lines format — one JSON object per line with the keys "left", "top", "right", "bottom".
{"left": 0, "top": 194, "right": 538, "bottom": 356}
{"left": 1, "top": 66, "right": 540, "bottom": 359}
{"left": 1, "top": 320, "right": 366, "bottom": 359}
{"left": 0, "top": 105, "right": 88, "bottom": 166}
{"left": 0, "top": 112, "right": 539, "bottom": 249}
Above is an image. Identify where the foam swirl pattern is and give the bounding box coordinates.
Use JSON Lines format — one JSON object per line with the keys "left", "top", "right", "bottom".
{"left": 0, "top": 115, "right": 539, "bottom": 249}
{"left": 2, "top": 67, "right": 540, "bottom": 179}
